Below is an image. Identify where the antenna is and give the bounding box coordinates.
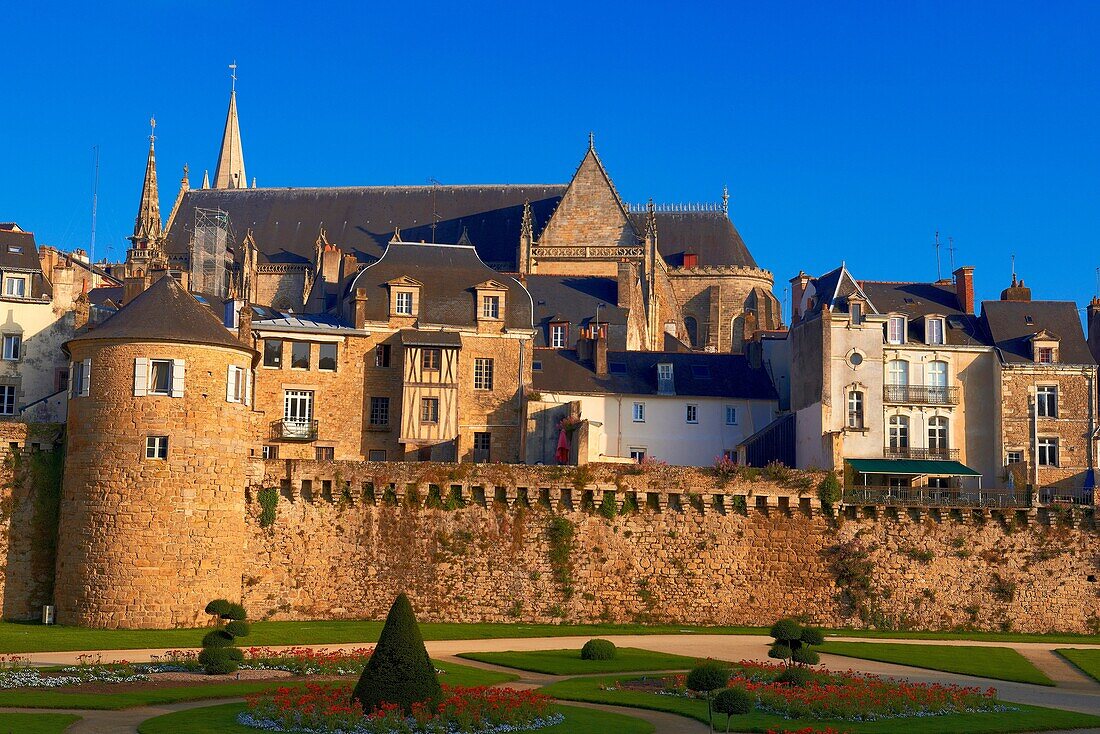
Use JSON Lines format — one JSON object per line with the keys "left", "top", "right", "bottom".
{"left": 1095, "top": 267, "right": 1098, "bottom": 298}
{"left": 427, "top": 177, "right": 442, "bottom": 244}
{"left": 1011, "top": 253, "right": 1016, "bottom": 281}
{"left": 90, "top": 145, "right": 100, "bottom": 263}
{"left": 934, "top": 230, "right": 941, "bottom": 280}
{"left": 229, "top": 60, "right": 237, "bottom": 93}
{"left": 948, "top": 236, "right": 956, "bottom": 272}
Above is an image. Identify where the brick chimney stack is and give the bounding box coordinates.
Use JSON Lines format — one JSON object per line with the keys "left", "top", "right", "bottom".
{"left": 953, "top": 265, "right": 975, "bottom": 314}
{"left": 353, "top": 287, "right": 368, "bottom": 329}
{"left": 789, "top": 271, "right": 812, "bottom": 324}
{"left": 593, "top": 325, "right": 608, "bottom": 377}
{"left": 1087, "top": 297, "right": 1100, "bottom": 364}
{"left": 237, "top": 304, "right": 252, "bottom": 345}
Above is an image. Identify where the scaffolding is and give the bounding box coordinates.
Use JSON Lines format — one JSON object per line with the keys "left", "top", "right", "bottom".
{"left": 190, "top": 208, "right": 232, "bottom": 298}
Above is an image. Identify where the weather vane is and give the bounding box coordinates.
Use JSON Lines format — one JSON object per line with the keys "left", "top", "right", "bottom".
{"left": 149, "top": 116, "right": 156, "bottom": 142}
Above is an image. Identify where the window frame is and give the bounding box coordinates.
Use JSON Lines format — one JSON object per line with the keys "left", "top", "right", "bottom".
{"left": 686, "top": 403, "right": 698, "bottom": 424}
{"left": 629, "top": 447, "right": 647, "bottom": 463}
{"left": 1006, "top": 450, "right": 1023, "bottom": 465}
{"left": 1036, "top": 385, "right": 1058, "bottom": 418}
{"left": 888, "top": 414, "right": 910, "bottom": 449}
{"left": 375, "top": 344, "right": 391, "bottom": 367}
{"left": 632, "top": 401, "right": 646, "bottom": 423}
{"left": 481, "top": 295, "right": 501, "bottom": 320}
{"left": 725, "top": 405, "right": 738, "bottom": 425}
{"left": 0, "top": 385, "right": 14, "bottom": 416}
{"left": 550, "top": 323, "right": 567, "bottom": 349}
{"left": 395, "top": 291, "right": 414, "bottom": 316}
{"left": 421, "top": 348, "right": 441, "bottom": 371}
{"left": 145, "top": 435, "right": 168, "bottom": 460}
{"left": 290, "top": 342, "right": 310, "bottom": 370}
{"left": 847, "top": 390, "right": 864, "bottom": 429}
{"left": 474, "top": 357, "right": 494, "bottom": 391}
{"left": 886, "top": 315, "right": 906, "bottom": 345}
{"left": 283, "top": 389, "right": 314, "bottom": 424}
{"left": 1, "top": 334, "right": 20, "bottom": 361}
{"left": 420, "top": 396, "right": 440, "bottom": 424}
{"left": 369, "top": 396, "right": 390, "bottom": 427}
{"left": 263, "top": 340, "right": 283, "bottom": 368}
{"left": 927, "top": 416, "right": 949, "bottom": 450}
{"left": 926, "top": 317, "right": 945, "bottom": 345}
{"left": 1037, "top": 346, "right": 1055, "bottom": 364}
{"left": 887, "top": 359, "right": 908, "bottom": 386}
{"left": 148, "top": 359, "right": 173, "bottom": 396}
{"left": 1037, "top": 437, "right": 1059, "bottom": 467}
{"left": 850, "top": 301, "right": 862, "bottom": 325}
{"left": 262, "top": 445, "right": 279, "bottom": 460}
{"left": 3, "top": 276, "right": 26, "bottom": 298}
{"left": 227, "top": 365, "right": 245, "bottom": 403}
{"left": 318, "top": 343, "right": 338, "bottom": 372}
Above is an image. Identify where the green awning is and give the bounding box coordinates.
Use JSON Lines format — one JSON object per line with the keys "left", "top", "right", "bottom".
{"left": 846, "top": 458, "right": 981, "bottom": 477}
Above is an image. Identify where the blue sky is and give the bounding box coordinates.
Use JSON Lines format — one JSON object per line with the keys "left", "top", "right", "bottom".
{"left": 3, "top": 1, "right": 1098, "bottom": 318}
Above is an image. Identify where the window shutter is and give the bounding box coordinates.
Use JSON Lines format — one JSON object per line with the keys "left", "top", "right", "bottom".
{"left": 226, "top": 365, "right": 236, "bottom": 402}
{"left": 81, "top": 358, "right": 91, "bottom": 397}
{"left": 245, "top": 368, "right": 252, "bottom": 405}
{"left": 68, "top": 361, "right": 75, "bottom": 398}
{"left": 134, "top": 358, "right": 148, "bottom": 397}
{"left": 171, "top": 359, "right": 185, "bottom": 398}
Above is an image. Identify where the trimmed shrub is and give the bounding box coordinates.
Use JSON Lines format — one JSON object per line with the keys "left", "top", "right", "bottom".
{"left": 687, "top": 661, "right": 731, "bottom": 732}
{"left": 353, "top": 593, "right": 442, "bottom": 715}
{"left": 713, "top": 686, "right": 753, "bottom": 732}
{"left": 580, "top": 639, "right": 616, "bottom": 660}
{"left": 768, "top": 618, "right": 823, "bottom": 670}
{"left": 777, "top": 666, "right": 814, "bottom": 687}
{"left": 200, "top": 599, "right": 250, "bottom": 674}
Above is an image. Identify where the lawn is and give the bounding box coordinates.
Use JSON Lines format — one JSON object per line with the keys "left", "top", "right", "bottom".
{"left": 136, "top": 701, "right": 653, "bottom": 734}
{"left": 1056, "top": 648, "right": 1100, "bottom": 683}
{"left": 539, "top": 674, "right": 1100, "bottom": 733}
{"left": 0, "top": 619, "right": 1095, "bottom": 654}
{"left": 0, "top": 712, "right": 80, "bottom": 733}
{"left": 459, "top": 647, "right": 712, "bottom": 675}
{"left": 0, "top": 659, "right": 512, "bottom": 710}
{"left": 820, "top": 641, "right": 1054, "bottom": 685}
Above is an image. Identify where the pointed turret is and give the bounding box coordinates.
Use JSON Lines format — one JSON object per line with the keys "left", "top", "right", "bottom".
{"left": 130, "top": 118, "right": 162, "bottom": 245}
{"left": 213, "top": 65, "right": 247, "bottom": 189}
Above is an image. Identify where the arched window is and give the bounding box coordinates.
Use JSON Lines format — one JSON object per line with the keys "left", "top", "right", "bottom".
{"left": 928, "top": 416, "right": 949, "bottom": 455}
{"left": 888, "top": 415, "right": 909, "bottom": 451}
{"left": 684, "top": 316, "right": 698, "bottom": 348}
{"left": 928, "top": 361, "right": 948, "bottom": 402}
{"left": 887, "top": 360, "right": 909, "bottom": 386}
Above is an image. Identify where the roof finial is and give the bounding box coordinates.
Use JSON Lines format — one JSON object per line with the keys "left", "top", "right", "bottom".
{"left": 201, "top": 169, "right": 210, "bottom": 189}
{"left": 722, "top": 185, "right": 729, "bottom": 213}
{"left": 229, "top": 60, "right": 237, "bottom": 93}
{"left": 588, "top": 131, "right": 595, "bottom": 150}
{"left": 149, "top": 116, "right": 156, "bottom": 144}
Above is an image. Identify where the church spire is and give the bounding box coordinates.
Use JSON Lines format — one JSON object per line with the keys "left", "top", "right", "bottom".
{"left": 130, "top": 117, "right": 162, "bottom": 244}
{"left": 213, "top": 61, "right": 247, "bottom": 189}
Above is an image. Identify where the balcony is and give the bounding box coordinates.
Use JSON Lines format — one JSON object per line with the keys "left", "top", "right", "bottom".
{"left": 842, "top": 487, "right": 1030, "bottom": 508}
{"left": 271, "top": 419, "right": 318, "bottom": 441}
{"left": 883, "top": 446, "right": 959, "bottom": 461}
{"left": 883, "top": 384, "right": 959, "bottom": 405}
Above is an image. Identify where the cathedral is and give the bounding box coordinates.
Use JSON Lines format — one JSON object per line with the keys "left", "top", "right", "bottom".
{"left": 120, "top": 81, "right": 782, "bottom": 354}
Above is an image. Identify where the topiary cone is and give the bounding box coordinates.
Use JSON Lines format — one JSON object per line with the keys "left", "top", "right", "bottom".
{"left": 352, "top": 593, "right": 441, "bottom": 714}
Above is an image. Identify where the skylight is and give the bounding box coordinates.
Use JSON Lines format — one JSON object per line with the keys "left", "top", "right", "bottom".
{"left": 691, "top": 365, "right": 711, "bottom": 379}
{"left": 7, "top": 246, "right": 22, "bottom": 254}
{"left": 1025, "top": 316, "right": 1034, "bottom": 325}
{"left": 532, "top": 360, "right": 543, "bottom": 371}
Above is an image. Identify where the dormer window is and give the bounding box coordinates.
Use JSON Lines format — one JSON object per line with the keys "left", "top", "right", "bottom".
{"left": 1031, "top": 330, "right": 1059, "bottom": 364}
{"left": 850, "top": 301, "right": 863, "bottom": 325}
{"left": 886, "top": 316, "right": 906, "bottom": 345}
{"left": 474, "top": 280, "right": 508, "bottom": 323}
{"left": 1038, "top": 347, "right": 1054, "bottom": 364}
{"left": 926, "top": 316, "right": 945, "bottom": 345}
{"left": 550, "top": 322, "right": 567, "bottom": 349}
{"left": 387, "top": 276, "right": 422, "bottom": 318}
{"left": 657, "top": 362, "right": 674, "bottom": 395}
{"left": 3, "top": 276, "right": 26, "bottom": 298}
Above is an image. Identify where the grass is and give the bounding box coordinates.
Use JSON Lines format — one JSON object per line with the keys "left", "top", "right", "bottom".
{"left": 0, "top": 659, "right": 512, "bottom": 710}
{"left": 0, "top": 713, "right": 80, "bottom": 733}
{"left": 136, "top": 702, "right": 653, "bottom": 734}
{"left": 1055, "top": 648, "right": 1100, "bottom": 683}
{"left": 0, "top": 619, "right": 1095, "bottom": 654}
{"left": 820, "top": 641, "right": 1054, "bottom": 686}
{"left": 539, "top": 674, "right": 1100, "bottom": 733}
{"left": 459, "top": 647, "right": 713, "bottom": 675}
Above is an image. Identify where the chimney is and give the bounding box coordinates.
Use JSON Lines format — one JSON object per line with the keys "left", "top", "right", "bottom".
{"left": 353, "top": 287, "right": 368, "bottom": 329}
{"left": 237, "top": 304, "right": 253, "bottom": 345}
{"left": 73, "top": 291, "right": 90, "bottom": 331}
{"left": 1088, "top": 297, "right": 1100, "bottom": 364}
{"left": 122, "top": 271, "right": 150, "bottom": 306}
{"left": 51, "top": 264, "right": 75, "bottom": 310}
{"left": 593, "top": 326, "right": 608, "bottom": 377}
{"left": 576, "top": 328, "right": 593, "bottom": 362}
{"left": 616, "top": 260, "right": 635, "bottom": 311}
{"left": 683, "top": 252, "right": 698, "bottom": 269}
{"left": 321, "top": 245, "right": 341, "bottom": 282}
{"left": 953, "top": 265, "right": 975, "bottom": 314}
{"left": 340, "top": 252, "right": 359, "bottom": 281}
{"left": 789, "top": 271, "right": 811, "bottom": 324}
{"left": 1000, "top": 274, "right": 1032, "bottom": 302}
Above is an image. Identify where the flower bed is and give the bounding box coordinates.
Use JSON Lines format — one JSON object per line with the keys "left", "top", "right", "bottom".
{"left": 0, "top": 647, "right": 376, "bottom": 689}
{"left": 241, "top": 683, "right": 561, "bottom": 733}
{"left": 617, "top": 660, "right": 1006, "bottom": 722}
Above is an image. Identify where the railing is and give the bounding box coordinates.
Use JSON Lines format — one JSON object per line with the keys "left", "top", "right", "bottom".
{"left": 1039, "top": 487, "right": 1094, "bottom": 505}
{"left": 883, "top": 446, "right": 959, "bottom": 461}
{"left": 271, "top": 419, "right": 318, "bottom": 441}
{"left": 843, "top": 487, "right": 1031, "bottom": 508}
{"left": 883, "top": 384, "right": 960, "bottom": 405}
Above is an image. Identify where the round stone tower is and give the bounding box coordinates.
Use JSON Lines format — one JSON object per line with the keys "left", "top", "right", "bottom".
{"left": 55, "top": 277, "right": 256, "bottom": 629}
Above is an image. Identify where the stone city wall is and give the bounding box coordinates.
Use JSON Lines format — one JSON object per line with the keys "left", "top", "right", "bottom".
{"left": 243, "top": 460, "right": 1100, "bottom": 634}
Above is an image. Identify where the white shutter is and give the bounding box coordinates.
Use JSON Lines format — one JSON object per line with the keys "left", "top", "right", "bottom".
{"left": 171, "top": 359, "right": 185, "bottom": 398}
{"left": 134, "top": 358, "right": 148, "bottom": 397}
{"left": 226, "top": 365, "right": 236, "bottom": 403}
{"left": 244, "top": 368, "right": 252, "bottom": 405}
{"left": 80, "top": 358, "right": 91, "bottom": 397}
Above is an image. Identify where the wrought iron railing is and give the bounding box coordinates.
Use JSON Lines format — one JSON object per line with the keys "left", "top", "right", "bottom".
{"left": 1039, "top": 487, "right": 1094, "bottom": 506}
{"left": 883, "top": 446, "right": 959, "bottom": 461}
{"left": 842, "top": 487, "right": 1031, "bottom": 508}
{"left": 271, "top": 419, "right": 318, "bottom": 441}
{"left": 883, "top": 384, "right": 960, "bottom": 405}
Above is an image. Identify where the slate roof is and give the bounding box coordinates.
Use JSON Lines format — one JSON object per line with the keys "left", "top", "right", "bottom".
{"left": 532, "top": 348, "right": 778, "bottom": 400}
{"left": 70, "top": 276, "right": 249, "bottom": 351}
{"left": 400, "top": 330, "right": 463, "bottom": 347}
{"left": 0, "top": 227, "right": 52, "bottom": 299}
{"left": 981, "top": 300, "right": 1095, "bottom": 365}
{"left": 252, "top": 312, "right": 354, "bottom": 332}
{"left": 631, "top": 210, "right": 757, "bottom": 268}
{"left": 524, "top": 275, "right": 626, "bottom": 347}
{"left": 165, "top": 187, "right": 763, "bottom": 273}
{"left": 859, "top": 280, "right": 987, "bottom": 347}
{"left": 165, "top": 186, "right": 564, "bottom": 270}
{"left": 87, "top": 286, "right": 123, "bottom": 307}
{"left": 348, "top": 242, "right": 532, "bottom": 330}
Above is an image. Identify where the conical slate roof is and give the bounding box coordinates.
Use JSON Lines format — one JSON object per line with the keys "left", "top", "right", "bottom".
{"left": 70, "top": 276, "right": 248, "bottom": 351}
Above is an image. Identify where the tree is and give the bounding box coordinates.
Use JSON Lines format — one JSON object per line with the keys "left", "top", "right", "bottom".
{"left": 712, "top": 687, "right": 753, "bottom": 733}
{"left": 199, "top": 599, "right": 250, "bottom": 674}
{"left": 352, "top": 593, "right": 442, "bottom": 714}
{"left": 686, "top": 661, "right": 730, "bottom": 732}
{"left": 767, "top": 618, "right": 823, "bottom": 670}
